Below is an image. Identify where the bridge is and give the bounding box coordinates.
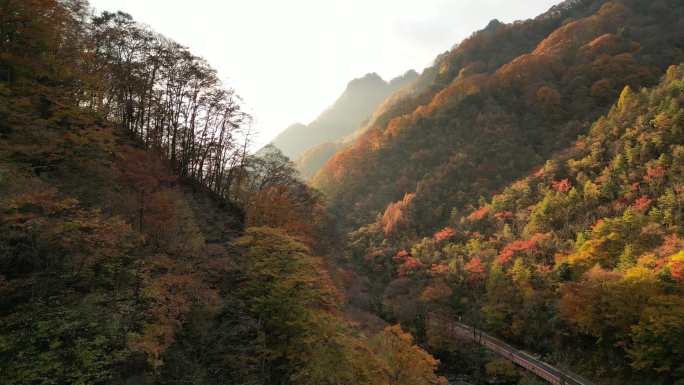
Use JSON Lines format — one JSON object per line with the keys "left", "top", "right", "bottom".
{"left": 426, "top": 313, "right": 594, "bottom": 385}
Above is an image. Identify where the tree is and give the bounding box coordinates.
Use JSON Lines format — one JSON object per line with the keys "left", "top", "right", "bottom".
{"left": 115, "top": 145, "right": 174, "bottom": 232}
{"left": 485, "top": 358, "right": 521, "bottom": 384}
{"left": 559, "top": 266, "right": 661, "bottom": 345}
{"left": 628, "top": 295, "right": 684, "bottom": 379}
{"left": 370, "top": 325, "right": 447, "bottom": 385}
{"left": 241, "top": 146, "right": 326, "bottom": 243}
{"left": 382, "top": 193, "right": 416, "bottom": 236}
{"left": 233, "top": 227, "right": 390, "bottom": 385}
{"left": 0, "top": 187, "right": 140, "bottom": 384}
{"left": 89, "top": 9, "right": 251, "bottom": 202}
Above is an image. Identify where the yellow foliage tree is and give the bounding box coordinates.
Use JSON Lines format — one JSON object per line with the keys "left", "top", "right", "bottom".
{"left": 370, "top": 325, "right": 448, "bottom": 385}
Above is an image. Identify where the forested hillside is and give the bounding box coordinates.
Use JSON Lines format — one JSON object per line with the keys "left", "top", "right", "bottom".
{"left": 271, "top": 71, "right": 418, "bottom": 178}
{"left": 348, "top": 64, "right": 684, "bottom": 385}
{"left": 0, "top": 1, "right": 446, "bottom": 384}
{"left": 295, "top": 141, "right": 345, "bottom": 180}
{"left": 315, "top": 0, "right": 684, "bottom": 235}
{"left": 4, "top": 0, "right": 684, "bottom": 384}
{"left": 308, "top": 0, "right": 684, "bottom": 384}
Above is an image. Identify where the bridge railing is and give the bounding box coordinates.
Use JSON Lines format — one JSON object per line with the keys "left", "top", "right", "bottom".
{"left": 426, "top": 313, "right": 593, "bottom": 385}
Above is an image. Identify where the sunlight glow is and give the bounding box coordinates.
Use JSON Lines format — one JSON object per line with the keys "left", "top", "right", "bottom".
{"left": 88, "top": 0, "right": 561, "bottom": 146}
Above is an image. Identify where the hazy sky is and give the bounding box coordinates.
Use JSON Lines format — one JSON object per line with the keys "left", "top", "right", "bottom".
{"left": 88, "top": 0, "right": 561, "bottom": 146}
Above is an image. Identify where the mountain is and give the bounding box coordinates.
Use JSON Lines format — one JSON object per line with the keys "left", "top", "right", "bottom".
{"left": 351, "top": 64, "right": 684, "bottom": 385}
{"left": 294, "top": 70, "right": 438, "bottom": 180}
{"left": 315, "top": 0, "right": 684, "bottom": 236}
{"left": 270, "top": 70, "right": 418, "bottom": 164}
{"left": 5, "top": 0, "right": 684, "bottom": 384}
{"left": 295, "top": 141, "right": 346, "bottom": 180}
{"left": 314, "top": 0, "right": 684, "bottom": 383}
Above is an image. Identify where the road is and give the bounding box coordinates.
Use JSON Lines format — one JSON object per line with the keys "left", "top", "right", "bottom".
{"left": 426, "top": 313, "right": 595, "bottom": 385}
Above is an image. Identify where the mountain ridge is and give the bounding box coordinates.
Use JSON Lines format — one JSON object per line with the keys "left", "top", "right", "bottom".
{"left": 270, "top": 70, "right": 419, "bottom": 165}
{"left": 351, "top": 64, "right": 684, "bottom": 385}
{"left": 314, "top": 0, "right": 684, "bottom": 235}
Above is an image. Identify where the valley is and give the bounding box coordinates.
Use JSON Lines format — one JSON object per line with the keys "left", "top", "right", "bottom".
{"left": 1, "top": 1, "right": 683, "bottom": 385}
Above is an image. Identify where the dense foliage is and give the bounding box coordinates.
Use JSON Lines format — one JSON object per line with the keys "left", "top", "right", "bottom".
{"left": 4, "top": 0, "right": 684, "bottom": 384}
{"left": 307, "top": 1, "right": 684, "bottom": 384}
{"left": 0, "top": 1, "right": 446, "bottom": 384}
{"left": 348, "top": 66, "right": 684, "bottom": 385}
{"left": 315, "top": 0, "right": 684, "bottom": 236}
{"left": 1, "top": 0, "right": 251, "bottom": 203}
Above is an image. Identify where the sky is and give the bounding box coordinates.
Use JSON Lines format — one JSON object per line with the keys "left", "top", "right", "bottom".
{"left": 88, "top": 0, "right": 562, "bottom": 147}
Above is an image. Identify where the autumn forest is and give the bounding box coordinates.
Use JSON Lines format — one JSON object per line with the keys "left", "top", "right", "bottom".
{"left": 1, "top": 0, "right": 683, "bottom": 385}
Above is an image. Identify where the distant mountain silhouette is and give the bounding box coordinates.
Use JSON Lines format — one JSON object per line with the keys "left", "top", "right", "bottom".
{"left": 270, "top": 70, "right": 418, "bottom": 176}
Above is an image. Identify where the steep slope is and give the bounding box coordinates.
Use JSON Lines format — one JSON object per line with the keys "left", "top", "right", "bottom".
{"left": 352, "top": 65, "right": 684, "bottom": 385}
{"left": 271, "top": 70, "right": 418, "bottom": 162}
{"left": 274, "top": 123, "right": 308, "bottom": 156}
{"left": 0, "top": 2, "right": 448, "bottom": 385}
{"left": 0, "top": 116, "right": 444, "bottom": 385}
{"left": 315, "top": 0, "right": 684, "bottom": 238}
{"left": 295, "top": 141, "right": 346, "bottom": 180}
{"left": 295, "top": 70, "right": 435, "bottom": 180}
{"left": 0, "top": 115, "right": 246, "bottom": 382}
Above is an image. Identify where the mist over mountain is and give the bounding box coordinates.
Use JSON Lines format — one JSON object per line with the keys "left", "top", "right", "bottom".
{"left": 294, "top": 141, "right": 346, "bottom": 180}
{"left": 270, "top": 70, "right": 418, "bottom": 163}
